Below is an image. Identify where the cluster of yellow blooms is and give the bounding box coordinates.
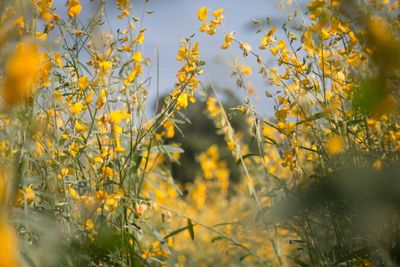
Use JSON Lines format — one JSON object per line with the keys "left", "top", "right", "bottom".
{"left": 0, "top": 0, "right": 201, "bottom": 265}
{"left": 172, "top": 40, "right": 201, "bottom": 110}
{"left": 193, "top": 0, "right": 400, "bottom": 265}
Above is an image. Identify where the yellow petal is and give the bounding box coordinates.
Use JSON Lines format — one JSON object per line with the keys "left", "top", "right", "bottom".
{"left": 212, "top": 8, "right": 224, "bottom": 18}
{"left": 55, "top": 53, "right": 63, "bottom": 69}
{"left": 67, "top": 0, "right": 82, "bottom": 18}
{"left": 78, "top": 76, "right": 89, "bottom": 89}
{"left": 198, "top": 7, "right": 208, "bottom": 22}
{"left": 132, "top": 51, "right": 143, "bottom": 62}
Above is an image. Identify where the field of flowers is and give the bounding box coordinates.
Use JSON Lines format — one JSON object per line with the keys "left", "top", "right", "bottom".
{"left": 1, "top": 0, "right": 400, "bottom": 266}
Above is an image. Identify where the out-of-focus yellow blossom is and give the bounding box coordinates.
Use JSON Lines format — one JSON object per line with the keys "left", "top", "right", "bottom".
{"left": 102, "top": 166, "right": 114, "bottom": 177}
{"left": 270, "top": 40, "right": 286, "bottom": 55}
{"left": 198, "top": 7, "right": 208, "bottom": 32}
{"left": 116, "top": 0, "right": 130, "bottom": 10}
{"left": 35, "top": 31, "right": 47, "bottom": 41}
{"left": 238, "top": 64, "right": 252, "bottom": 76}
{"left": 163, "top": 120, "right": 175, "bottom": 139}
{"left": 206, "top": 97, "right": 220, "bottom": 117}
{"left": 85, "top": 219, "right": 94, "bottom": 231}
{"left": 16, "top": 185, "right": 36, "bottom": 206}
{"left": 75, "top": 121, "right": 87, "bottom": 132}
{"left": 67, "top": 0, "right": 82, "bottom": 18}
{"left": 259, "top": 26, "right": 276, "bottom": 49}
{"left": 198, "top": 7, "right": 224, "bottom": 35}
{"left": 13, "top": 16, "right": 25, "bottom": 35}
{"left": 239, "top": 42, "right": 252, "bottom": 57}
{"left": 133, "top": 31, "right": 145, "bottom": 44}
{"left": 0, "top": 219, "right": 20, "bottom": 267}
{"left": 177, "top": 92, "right": 189, "bottom": 110}
{"left": 2, "top": 42, "right": 49, "bottom": 106}
{"left": 326, "top": 135, "right": 345, "bottom": 155}
{"left": 55, "top": 53, "right": 63, "bottom": 69}
{"left": 109, "top": 110, "right": 130, "bottom": 126}
{"left": 78, "top": 76, "right": 89, "bottom": 89}
{"left": 70, "top": 102, "right": 83, "bottom": 115}
{"left": 33, "top": 0, "right": 54, "bottom": 21}
{"left": 96, "top": 89, "right": 107, "bottom": 109}
{"left": 221, "top": 32, "right": 235, "bottom": 49}
{"left": 132, "top": 51, "right": 143, "bottom": 62}
{"left": 99, "top": 60, "right": 113, "bottom": 74}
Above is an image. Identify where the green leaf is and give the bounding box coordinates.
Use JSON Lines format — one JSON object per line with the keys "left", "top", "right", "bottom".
{"left": 237, "top": 153, "right": 261, "bottom": 164}
{"left": 163, "top": 222, "right": 196, "bottom": 241}
{"left": 163, "top": 226, "right": 190, "bottom": 240}
{"left": 212, "top": 221, "right": 239, "bottom": 227}
{"left": 150, "top": 145, "right": 184, "bottom": 154}
{"left": 239, "top": 253, "right": 251, "bottom": 262}
{"left": 187, "top": 219, "right": 195, "bottom": 240}
{"left": 210, "top": 236, "right": 225, "bottom": 243}
{"left": 296, "top": 112, "right": 326, "bottom": 125}
{"left": 263, "top": 135, "right": 277, "bottom": 145}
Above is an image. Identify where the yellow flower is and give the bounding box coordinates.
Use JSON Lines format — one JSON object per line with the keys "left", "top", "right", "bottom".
{"left": 67, "top": 0, "right": 82, "bottom": 18}
{"left": 177, "top": 93, "right": 188, "bottom": 110}
{"left": 68, "top": 142, "right": 80, "bottom": 157}
{"left": 239, "top": 42, "right": 252, "bottom": 57}
{"left": 96, "top": 89, "right": 107, "bottom": 109}
{"left": 259, "top": 26, "right": 276, "bottom": 49}
{"left": 13, "top": 16, "right": 25, "bottom": 35}
{"left": 124, "top": 63, "right": 142, "bottom": 84}
{"left": 132, "top": 51, "right": 143, "bottom": 62}
{"left": 133, "top": 31, "right": 145, "bottom": 44}
{"left": 99, "top": 60, "right": 113, "bottom": 74}
{"left": 115, "top": 135, "right": 126, "bottom": 153}
{"left": 35, "top": 0, "right": 54, "bottom": 21}
{"left": 85, "top": 219, "right": 94, "bottom": 231}
{"left": 68, "top": 187, "right": 79, "bottom": 199}
{"left": 198, "top": 7, "right": 208, "bottom": 32}
{"left": 135, "top": 203, "right": 148, "bottom": 216}
{"left": 200, "top": 8, "right": 224, "bottom": 35}
{"left": 372, "top": 160, "right": 382, "bottom": 171}
{"left": 238, "top": 64, "right": 252, "bottom": 76}
{"left": 212, "top": 8, "right": 224, "bottom": 19}
{"left": 197, "top": 7, "right": 208, "bottom": 23}
{"left": 347, "top": 52, "right": 362, "bottom": 68}
{"left": 16, "top": 185, "right": 36, "bottom": 205}
{"left": 116, "top": 0, "right": 129, "bottom": 10}
{"left": 163, "top": 120, "right": 175, "bottom": 138}
{"left": 54, "top": 91, "right": 62, "bottom": 100}
{"left": 70, "top": 102, "right": 83, "bottom": 115}
{"left": 55, "top": 53, "right": 63, "bottom": 69}
{"left": 331, "top": 0, "right": 341, "bottom": 7}
{"left": 102, "top": 166, "right": 114, "bottom": 177}
{"left": 0, "top": 219, "right": 20, "bottom": 267}
{"left": 221, "top": 32, "right": 235, "bottom": 49}
{"left": 75, "top": 121, "right": 87, "bottom": 132}
{"left": 2, "top": 43, "right": 39, "bottom": 106}
{"left": 24, "top": 185, "right": 36, "bottom": 201}
{"left": 78, "top": 76, "right": 89, "bottom": 89}
{"left": 206, "top": 97, "right": 219, "bottom": 117}
{"left": 326, "top": 135, "right": 345, "bottom": 155}
{"left": 36, "top": 31, "right": 48, "bottom": 41}
{"left": 270, "top": 40, "right": 286, "bottom": 55}
{"left": 109, "top": 110, "right": 130, "bottom": 125}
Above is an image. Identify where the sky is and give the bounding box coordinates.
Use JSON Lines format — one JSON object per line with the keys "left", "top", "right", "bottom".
{"left": 55, "top": 0, "right": 307, "bottom": 115}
